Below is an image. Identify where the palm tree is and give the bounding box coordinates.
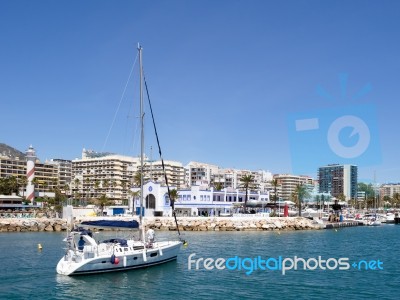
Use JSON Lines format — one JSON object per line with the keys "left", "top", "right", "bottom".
{"left": 32, "top": 177, "right": 40, "bottom": 194}
{"left": 294, "top": 184, "right": 310, "bottom": 217}
{"left": 130, "top": 190, "right": 140, "bottom": 201}
{"left": 62, "top": 183, "right": 70, "bottom": 197}
{"left": 168, "top": 189, "right": 179, "bottom": 208}
{"left": 269, "top": 178, "right": 280, "bottom": 217}
{"left": 102, "top": 179, "right": 110, "bottom": 190}
{"left": 0, "top": 176, "right": 18, "bottom": 195}
{"left": 239, "top": 174, "right": 255, "bottom": 213}
{"left": 133, "top": 171, "right": 142, "bottom": 187}
{"left": 213, "top": 182, "right": 224, "bottom": 191}
{"left": 92, "top": 194, "right": 112, "bottom": 216}
{"left": 16, "top": 176, "right": 27, "bottom": 198}
{"left": 393, "top": 193, "right": 400, "bottom": 208}
{"left": 271, "top": 179, "right": 279, "bottom": 203}
{"left": 8, "top": 176, "right": 18, "bottom": 194}
{"left": 84, "top": 177, "right": 90, "bottom": 205}
{"left": 94, "top": 180, "right": 100, "bottom": 198}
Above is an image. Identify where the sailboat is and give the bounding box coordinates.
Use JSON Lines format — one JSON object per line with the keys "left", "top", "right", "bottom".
{"left": 367, "top": 175, "right": 381, "bottom": 226}
{"left": 56, "top": 45, "right": 183, "bottom": 276}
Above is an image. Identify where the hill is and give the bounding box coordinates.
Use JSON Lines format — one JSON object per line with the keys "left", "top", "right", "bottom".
{"left": 0, "top": 143, "right": 26, "bottom": 159}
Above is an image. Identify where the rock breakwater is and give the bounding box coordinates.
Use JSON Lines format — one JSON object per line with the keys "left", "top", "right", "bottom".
{"left": 146, "top": 217, "right": 323, "bottom": 231}
{"left": 0, "top": 216, "right": 324, "bottom": 232}
{"left": 0, "top": 218, "right": 68, "bottom": 232}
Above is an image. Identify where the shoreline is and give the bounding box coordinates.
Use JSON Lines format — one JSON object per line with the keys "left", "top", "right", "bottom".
{"left": 0, "top": 216, "right": 330, "bottom": 232}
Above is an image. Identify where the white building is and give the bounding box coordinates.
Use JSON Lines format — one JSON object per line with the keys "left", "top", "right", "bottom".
{"left": 131, "top": 181, "right": 173, "bottom": 217}
{"left": 143, "top": 160, "right": 185, "bottom": 189}
{"left": 72, "top": 149, "right": 141, "bottom": 203}
{"left": 185, "top": 161, "right": 273, "bottom": 192}
{"left": 273, "top": 174, "right": 314, "bottom": 202}
{"left": 132, "top": 182, "right": 270, "bottom": 217}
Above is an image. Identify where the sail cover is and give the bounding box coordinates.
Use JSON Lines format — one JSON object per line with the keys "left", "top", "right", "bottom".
{"left": 80, "top": 220, "right": 139, "bottom": 229}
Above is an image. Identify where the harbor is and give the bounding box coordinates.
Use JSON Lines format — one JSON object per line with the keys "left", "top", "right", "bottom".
{"left": 0, "top": 215, "right": 376, "bottom": 232}
{"left": 1, "top": 226, "right": 399, "bottom": 299}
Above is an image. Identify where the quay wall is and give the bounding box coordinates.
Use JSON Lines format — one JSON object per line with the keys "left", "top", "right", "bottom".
{"left": 0, "top": 217, "right": 324, "bottom": 232}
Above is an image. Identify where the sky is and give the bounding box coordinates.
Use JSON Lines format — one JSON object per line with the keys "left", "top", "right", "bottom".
{"left": 1, "top": 0, "right": 400, "bottom": 183}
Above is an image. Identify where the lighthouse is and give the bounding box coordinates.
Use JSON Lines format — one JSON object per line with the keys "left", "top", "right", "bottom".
{"left": 26, "top": 145, "right": 37, "bottom": 204}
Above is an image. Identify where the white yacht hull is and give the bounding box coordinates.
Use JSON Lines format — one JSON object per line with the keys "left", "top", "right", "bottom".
{"left": 57, "top": 240, "right": 182, "bottom": 276}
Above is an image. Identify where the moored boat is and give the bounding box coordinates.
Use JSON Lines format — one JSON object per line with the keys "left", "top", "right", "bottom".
{"left": 57, "top": 45, "right": 184, "bottom": 276}
{"left": 56, "top": 221, "right": 181, "bottom": 276}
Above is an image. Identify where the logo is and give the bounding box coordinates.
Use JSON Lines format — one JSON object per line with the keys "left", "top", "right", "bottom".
{"left": 287, "top": 74, "right": 381, "bottom": 174}
{"left": 188, "top": 253, "right": 383, "bottom": 276}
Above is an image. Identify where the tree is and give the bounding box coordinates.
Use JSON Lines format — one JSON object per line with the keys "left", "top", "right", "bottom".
{"left": 94, "top": 180, "right": 100, "bottom": 198}
{"left": 393, "top": 193, "right": 400, "bottom": 208}
{"left": 337, "top": 194, "right": 346, "bottom": 202}
{"left": 91, "top": 194, "right": 112, "bottom": 216}
{"left": 102, "top": 179, "right": 110, "bottom": 190}
{"left": 168, "top": 189, "right": 179, "bottom": 202}
{"left": 270, "top": 179, "right": 279, "bottom": 203}
{"left": 62, "top": 183, "right": 70, "bottom": 197}
{"left": 0, "top": 176, "right": 18, "bottom": 195}
{"left": 17, "top": 176, "right": 28, "bottom": 198}
{"left": 294, "top": 184, "right": 310, "bottom": 217}
{"left": 53, "top": 188, "right": 66, "bottom": 214}
{"left": 213, "top": 182, "right": 224, "bottom": 191}
{"left": 239, "top": 174, "right": 256, "bottom": 213}
{"left": 31, "top": 177, "right": 40, "bottom": 192}
{"left": 133, "top": 171, "right": 142, "bottom": 187}
{"left": 130, "top": 190, "right": 140, "bottom": 201}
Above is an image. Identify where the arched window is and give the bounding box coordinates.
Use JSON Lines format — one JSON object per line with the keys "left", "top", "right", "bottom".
{"left": 164, "top": 194, "right": 170, "bottom": 206}
{"left": 146, "top": 194, "right": 156, "bottom": 209}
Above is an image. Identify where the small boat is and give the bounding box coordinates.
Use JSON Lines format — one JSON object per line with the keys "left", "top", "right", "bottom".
{"left": 56, "top": 221, "right": 181, "bottom": 276}
{"left": 386, "top": 213, "right": 395, "bottom": 224}
{"left": 57, "top": 45, "right": 184, "bottom": 276}
{"left": 301, "top": 208, "right": 320, "bottom": 218}
{"left": 367, "top": 218, "right": 382, "bottom": 226}
{"left": 363, "top": 213, "right": 382, "bottom": 226}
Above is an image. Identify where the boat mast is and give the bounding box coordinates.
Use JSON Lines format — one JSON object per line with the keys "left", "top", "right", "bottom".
{"left": 139, "top": 44, "right": 144, "bottom": 227}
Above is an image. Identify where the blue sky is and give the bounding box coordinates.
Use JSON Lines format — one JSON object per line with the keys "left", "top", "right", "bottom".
{"left": 1, "top": 0, "right": 399, "bottom": 183}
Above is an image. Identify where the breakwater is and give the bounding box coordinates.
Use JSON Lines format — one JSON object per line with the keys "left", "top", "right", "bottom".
{"left": 0, "top": 218, "right": 68, "bottom": 232}
{"left": 1, "top": 216, "right": 353, "bottom": 232}
{"left": 145, "top": 216, "right": 324, "bottom": 231}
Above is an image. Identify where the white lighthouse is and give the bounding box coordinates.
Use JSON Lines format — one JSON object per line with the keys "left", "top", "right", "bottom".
{"left": 26, "top": 145, "right": 37, "bottom": 204}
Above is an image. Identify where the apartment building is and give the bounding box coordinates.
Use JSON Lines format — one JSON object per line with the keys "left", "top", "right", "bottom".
{"left": 379, "top": 183, "right": 400, "bottom": 201}
{"left": 273, "top": 174, "right": 314, "bottom": 202}
{"left": 142, "top": 160, "right": 185, "bottom": 189}
{"left": 185, "top": 161, "right": 273, "bottom": 192}
{"left": 0, "top": 153, "right": 64, "bottom": 196}
{"left": 318, "top": 164, "right": 358, "bottom": 201}
{"left": 71, "top": 149, "right": 141, "bottom": 204}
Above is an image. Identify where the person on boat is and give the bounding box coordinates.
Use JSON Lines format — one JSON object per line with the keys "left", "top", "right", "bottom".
{"left": 332, "top": 200, "right": 342, "bottom": 222}
{"left": 78, "top": 236, "right": 86, "bottom": 251}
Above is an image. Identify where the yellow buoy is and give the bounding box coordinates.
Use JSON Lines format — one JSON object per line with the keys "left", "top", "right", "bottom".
{"left": 38, "top": 243, "right": 42, "bottom": 250}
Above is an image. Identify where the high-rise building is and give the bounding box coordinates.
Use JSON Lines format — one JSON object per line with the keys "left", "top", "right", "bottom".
{"left": 318, "top": 164, "right": 358, "bottom": 201}
{"left": 143, "top": 160, "right": 185, "bottom": 189}
{"left": 71, "top": 149, "right": 140, "bottom": 204}
{"left": 0, "top": 146, "right": 62, "bottom": 199}
{"left": 273, "top": 174, "right": 314, "bottom": 201}
{"left": 185, "top": 161, "right": 220, "bottom": 187}
{"left": 48, "top": 159, "right": 72, "bottom": 194}
{"left": 185, "top": 161, "right": 273, "bottom": 192}
{"left": 379, "top": 183, "right": 400, "bottom": 201}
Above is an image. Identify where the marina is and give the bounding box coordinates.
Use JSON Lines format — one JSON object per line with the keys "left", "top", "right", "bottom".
{"left": 1, "top": 226, "right": 399, "bottom": 299}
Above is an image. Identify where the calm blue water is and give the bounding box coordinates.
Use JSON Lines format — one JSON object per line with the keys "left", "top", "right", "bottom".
{"left": 0, "top": 225, "right": 399, "bottom": 299}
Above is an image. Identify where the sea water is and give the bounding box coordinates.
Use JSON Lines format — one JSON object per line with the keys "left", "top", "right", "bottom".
{"left": 0, "top": 225, "right": 399, "bottom": 300}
